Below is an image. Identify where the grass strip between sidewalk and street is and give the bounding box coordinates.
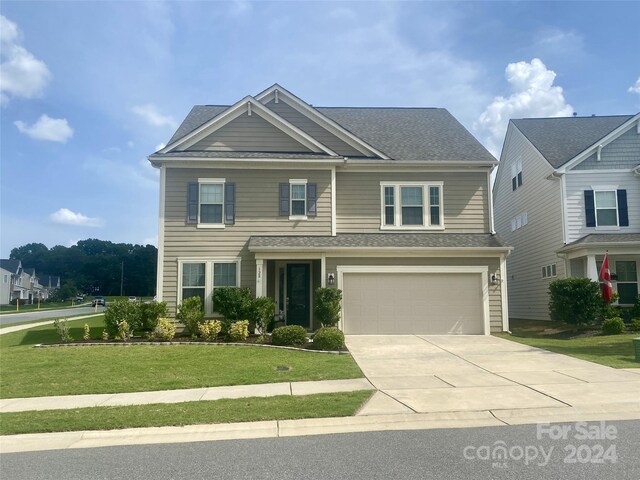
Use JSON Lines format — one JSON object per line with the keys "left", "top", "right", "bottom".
{"left": 0, "top": 316, "right": 364, "bottom": 398}
{"left": 0, "top": 391, "right": 374, "bottom": 435}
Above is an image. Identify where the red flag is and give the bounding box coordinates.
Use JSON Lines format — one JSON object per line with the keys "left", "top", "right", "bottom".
{"left": 599, "top": 253, "right": 613, "bottom": 302}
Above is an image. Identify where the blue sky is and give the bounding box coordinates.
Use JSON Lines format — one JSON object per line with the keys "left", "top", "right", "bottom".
{"left": 1, "top": 1, "right": 638, "bottom": 258}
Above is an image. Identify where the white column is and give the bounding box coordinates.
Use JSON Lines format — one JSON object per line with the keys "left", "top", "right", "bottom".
{"left": 255, "top": 259, "right": 267, "bottom": 297}
{"left": 586, "top": 255, "right": 598, "bottom": 281}
{"left": 320, "top": 254, "right": 326, "bottom": 287}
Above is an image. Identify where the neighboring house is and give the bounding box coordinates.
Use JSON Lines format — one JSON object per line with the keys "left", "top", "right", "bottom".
{"left": 38, "top": 274, "right": 61, "bottom": 300}
{"left": 0, "top": 260, "right": 60, "bottom": 304}
{"left": 494, "top": 114, "right": 640, "bottom": 321}
{"left": 149, "top": 84, "right": 511, "bottom": 335}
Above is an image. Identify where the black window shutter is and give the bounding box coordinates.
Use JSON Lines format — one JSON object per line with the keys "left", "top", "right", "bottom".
{"left": 224, "top": 183, "right": 235, "bottom": 225}
{"left": 307, "top": 183, "right": 317, "bottom": 217}
{"left": 617, "top": 189, "right": 629, "bottom": 227}
{"left": 279, "top": 183, "right": 290, "bottom": 216}
{"left": 187, "top": 182, "right": 198, "bottom": 224}
{"left": 584, "top": 190, "right": 596, "bottom": 227}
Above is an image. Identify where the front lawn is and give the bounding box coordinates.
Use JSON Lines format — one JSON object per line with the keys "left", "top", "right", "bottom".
{"left": 0, "top": 391, "right": 373, "bottom": 435}
{"left": 0, "top": 301, "right": 85, "bottom": 315}
{"left": 496, "top": 319, "right": 640, "bottom": 368}
{"left": 0, "top": 317, "right": 363, "bottom": 398}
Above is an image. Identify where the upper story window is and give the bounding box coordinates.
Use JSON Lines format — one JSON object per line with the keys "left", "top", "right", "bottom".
{"left": 511, "top": 159, "right": 523, "bottom": 191}
{"left": 279, "top": 180, "right": 317, "bottom": 220}
{"left": 380, "top": 182, "right": 443, "bottom": 229}
{"left": 510, "top": 212, "right": 528, "bottom": 232}
{"left": 187, "top": 179, "right": 235, "bottom": 228}
{"left": 584, "top": 188, "right": 628, "bottom": 228}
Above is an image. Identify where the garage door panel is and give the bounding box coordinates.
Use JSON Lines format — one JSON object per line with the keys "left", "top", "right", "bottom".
{"left": 342, "top": 272, "right": 484, "bottom": 335}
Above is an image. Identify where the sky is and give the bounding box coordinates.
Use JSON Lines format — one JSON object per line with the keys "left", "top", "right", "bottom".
{"left": 1, "top": 1, "right": 639, "bottom": 258}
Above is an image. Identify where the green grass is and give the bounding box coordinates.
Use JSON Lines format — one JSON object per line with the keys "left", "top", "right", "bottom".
{"left": 0, "top": 301, "right": 87, "bottom": 314}
{"left": 0, "top": 317, "right": 363, "bottom": 398}
{"left": 0, "top": 390, "right": 373, "bottom": 435}
{"left": 496, "top": 319, "right": 640, "bottom": 368}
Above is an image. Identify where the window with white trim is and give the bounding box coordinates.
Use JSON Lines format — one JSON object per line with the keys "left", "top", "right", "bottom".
{"left": 616, "top": 261, "right": 637, "bottom": 305}
{"left": 179, "top": 259, "right": 241, "bottom": 314}
{"left": 511, "top": 159, "right": 523, "bottom": 191}
{"left": 200, "top": 182, "right": 224, "bottom": 225}
{"left": 380, "top": 182, "right": 443, "bottom": 229}
{"left": 594, "top": 190, "right": 618, "bottom": 227}
{"left": 541, "top": 263, "right": 557, "bottom": 279}
{"left": 290, "top": 183, "right": 307, "bottom": 217}
{"left": 510, "top": 212, "right": 528, "bottom": 231}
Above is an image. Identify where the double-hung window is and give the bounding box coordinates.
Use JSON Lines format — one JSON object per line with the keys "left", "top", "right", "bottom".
{"left": 594, "top": 191, "right": 618, "bottom": 226}
{"left": 616, "top": 261, "right": 638, "bottom": 305}
{"left": 584, "top": 188, "right": 628, "bottom": 228}
{"left": 279, "top": 179, "right": 317, "bottom": 220}
{"left": 200, "top": 183, "right": 224, "bottom": 224}
{"left": 380, "top": 182, "right": 443, "bottom": 229}
{"left": 290, "top": 183, "right": 307, "bottom": 217}
{"left": 511, "top": 159, "right": 523, "bottom": 191}
{"left": 179, "top": 259, "right": 241, "bottom": 314}
{"left": 187, "top": 179, "right": 236, "bottom": 227}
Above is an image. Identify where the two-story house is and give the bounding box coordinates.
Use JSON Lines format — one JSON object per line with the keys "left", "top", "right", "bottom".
{"left": 149, "top": 85, "right": 511, "bottom": 335}
{"left": 494, "top": 114, "right": 640, "bottom": 321}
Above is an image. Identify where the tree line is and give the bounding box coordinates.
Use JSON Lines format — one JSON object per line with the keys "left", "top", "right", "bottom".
{"left": 10, "top": 239, "right": 157, "bottom": 297}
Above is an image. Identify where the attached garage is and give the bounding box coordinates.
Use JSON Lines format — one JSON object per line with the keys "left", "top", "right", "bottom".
{"left": 339, "top": 266, "right": 490, "bottom": 335}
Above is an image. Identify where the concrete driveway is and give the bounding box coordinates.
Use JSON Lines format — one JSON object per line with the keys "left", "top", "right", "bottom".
{"left": 346, "top": 335, "right": 640, "bottom": 416}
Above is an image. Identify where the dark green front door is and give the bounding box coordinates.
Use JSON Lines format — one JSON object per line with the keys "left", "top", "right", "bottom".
{"left": 286, "top": 263, "right": 310, "bottom": 328}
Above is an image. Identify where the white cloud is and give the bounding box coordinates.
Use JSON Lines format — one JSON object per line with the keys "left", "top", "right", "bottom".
{"left": 474, "top": 58, "right": 574, "bottom": 156}
{"left": 49, "top": 208, "right": 104, "bottom": 227}
{"left": 131, "top": 103, "right": 177, "bottom": 129}
{"left": 14, "top": 114, "right": 74, "bottom": 143}
{"left": 628, "top": 77, "right": 640, "bottom": 95}
{"left": 142, "top": 235, "right": 158, "bottom": 246}
{"left": 0, "top": 15, "right": 51, "bottom": 105}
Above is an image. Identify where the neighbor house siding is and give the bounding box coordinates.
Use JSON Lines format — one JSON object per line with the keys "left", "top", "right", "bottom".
{"left": 161, "top": 167, "right": 332, "bottom": 313}
{"left": 186, "top": 112, "right": 312, "bottom": 152}
{"left": 564, "top": 171, "right": 640, "bottom": 244}
{"left": 324, "top": 256, "right": 503, "bottom": 332}
{"left": 335, "top": 171, "right": 490, "bottom": 233}
{"left": 572, "top": 127, "right": 640, "bottom": 170}
{"left": 493, "top": 127, "right": 565, "bottom": 321}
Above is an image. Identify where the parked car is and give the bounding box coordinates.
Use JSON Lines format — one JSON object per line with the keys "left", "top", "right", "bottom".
{"left": 128, "top": 296, "right": 137, "bottom": 303}
{"left": 75, "top": 295, "right": 84, "bottom": 302}
{"left": 92, "top": 296, "right": 106, "bottom": 307}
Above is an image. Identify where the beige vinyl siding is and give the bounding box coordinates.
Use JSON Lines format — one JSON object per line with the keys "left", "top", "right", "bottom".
{"left": 162, "top": 167, "right": 332, "bottom": 313}
{"left": 265, "top": 100, "right": 363, "bottom": 157}
{"left": 335, "top": 171, "right": 489, "bottom": 233}
{"left": 493, "top": 127, "right": 565, "bottom": 321}
{"left": 186, "top": 112, "right": 312, "bottom": 152}
{"left": 565, "top": 171, "right": 640, "bottom": 243}
{"left": 325, "top": 256, "right": 503, "bottom": 332}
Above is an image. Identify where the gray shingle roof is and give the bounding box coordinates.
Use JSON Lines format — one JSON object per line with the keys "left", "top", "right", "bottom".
{"left": 149, "top": 151, "right": 336, "bottom": 160}
{"left": 249, "top": 233, "right": 509, "bottom": 250}
{"left": 558, "top": 233, "right": 640, "bottom": 252}
{"left": 511, "top": 115, "right": 635, "bottom": 168}
{"left": 0, "top": 259, "right": 21, "bottom": 273}
{"left": 163, "top": 104, "right": 496, "bottom": 163}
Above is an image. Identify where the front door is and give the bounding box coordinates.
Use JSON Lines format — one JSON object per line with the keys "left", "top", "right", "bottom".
{"left": 286, "top": 263, "right": 310, "bottom": 328}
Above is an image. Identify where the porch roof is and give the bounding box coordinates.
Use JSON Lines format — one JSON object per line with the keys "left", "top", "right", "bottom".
{"left": 249, "top": 233, "right": 510, "bottom": 251}
{"left": 558, "top": 233, "right": 640, "bottom": 253}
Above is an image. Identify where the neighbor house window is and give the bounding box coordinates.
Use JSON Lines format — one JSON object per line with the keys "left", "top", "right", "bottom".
{"left": 541, "top": 263, "right": 557, "bottom": 279}
{"left": 594, "top": 191, "right": 618, "bottom": 226}
{"left": 380, "top": 182, "right": 443, "bottom": 229}
{"left": 510, "top": 212, "right": 528, "bottom": 232}
{"left": 616, "top": 261, "right": 638, "bottom": 305}
{"left": 511, "top": 159, "right": 523, "bottom": 191}
{"left": 179, "top": 259, "right": 241, "bottom": 315}
{"left": 584, "top": 189, "right": 628, "bottom": 228}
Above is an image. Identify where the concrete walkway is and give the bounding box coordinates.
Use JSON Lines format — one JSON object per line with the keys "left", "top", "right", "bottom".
{"left": 346, "top": 335, "right": 640, "bottom": 416}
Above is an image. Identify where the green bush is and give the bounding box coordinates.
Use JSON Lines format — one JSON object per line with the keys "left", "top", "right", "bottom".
{"left": 272, "top": 325, "right": 308, "bottom": 346}
{"left": 602, "top": 317, "right": 625, "bottom": 335}
{"left": 53, "top": 318, "right": 72, "bottom": 343}
{"left": 629, "top": 318, "right": 640, "bottom": 332}
{"left": 548, "top": 278, "right": 600, "bottom": 325}
{"left": 631, "top": 296, "right": 640, "bottom": 320}
{"left": 153, "top": 317, "right": 176, "bottom": 341}
{"left": 314, "top": 288, "right": 342, "bottom": 327}
{"left": 104, "top": 300, "right": 139, "bottom": 338}
{"left": 251, "top": 296, "right": 276, "bottom": 334}
{"left": 176, "top": 296, "right": 205, "bottom": 336}
{"left": 313, "top": 327, "right": 344, "bottom": 351}
{"left": 138, "top": 301, "right": 168, "bottom": 331}
{"left": 198, "top": 320, "right": 222, "bottom": 341}
{"left": 228, "top": 320, "right": 249, "bottom": 342}
{"left": 213, "top": 287, "right": 253, "bottom": 322}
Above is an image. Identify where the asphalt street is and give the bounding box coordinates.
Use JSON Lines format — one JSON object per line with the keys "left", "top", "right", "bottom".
{"left": 2, "top": 420, "right": 639, "bottom": 479}
{"left": 0, "top": 306, "right": 104, "bottom": 326}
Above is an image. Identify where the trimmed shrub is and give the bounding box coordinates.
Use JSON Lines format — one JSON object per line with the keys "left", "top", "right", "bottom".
{"left": 228, "top": 320, "right": 249, "bottom": 342}
{"left": 213, "top": 287, "right": 253, "bottom": 322}
{"left": 154, "top": 317, "right": 176, "bottom": 341}
{"left": 53, "top": 319, "right": 72, "bottom": 343}
{"left": 313, "top": 327, "right": 344, "bottom": 351}
{"left": 251, "top": 296, "right": 276, "bottom": 334}
{"left": 272, "top": 325, "right": 308, "bottom": 347}
{"left": 104, "top": 300, "right": 139, "bottom": 338}
{"left": 602, "top": 317, "right": 625, "bottom": 335}
{"left": 314, "top": 288, "right": 342, "bottom": 327}
{"left": 548, "top": 278, "right": 600, "bottom": 325}
{"left": 138, "top": 301, "right": 168, "bottom": 331}
{"left": 198, "top": 320, "right": 222, "bottom": 341}
{"left": 629, "top": 318, "right": 640, "bottom": 332}
{"left": 176, "top": 296, "right": 204, "bottom": 337}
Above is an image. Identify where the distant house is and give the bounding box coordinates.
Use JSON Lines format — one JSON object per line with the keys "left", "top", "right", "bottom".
{"left": 494, "top": 114, "right": 640, "bottom": 320}
{"left": 148, "top": 84, "right": 511, "bottom": 335}
{"left": 0, "top": 259, "right": 60, "bottom": 304}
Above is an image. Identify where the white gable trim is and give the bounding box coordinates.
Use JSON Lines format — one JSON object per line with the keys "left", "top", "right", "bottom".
{"left": 557, "top": 114, "right": 640, "bottom": 173}
{"left": 160, "top": 95, "right": 338, "bottom": 156}
{"left": 255, "top": 84, "right": 391, "bottom": 159}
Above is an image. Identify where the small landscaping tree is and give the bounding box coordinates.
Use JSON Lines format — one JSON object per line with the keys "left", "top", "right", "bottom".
{"left": 251, "top": 296, "right": 276, "bottom": 335}
{"left": 104, "top": 300, "right": 139, "bottom": 338}
{"left": 137, "top": 301, "right": 168, "bottom": 331}
{"left": 548, "top": 278, "right": 600, "bottom": 326}
{"left": 176, "top": 296, "right": 204, "bottom": 337}
{"left": 314, "top": 288, "right": 342, "bottom": 327}
{"left": 213, "top": 287, "right": 253, "bottom": 321}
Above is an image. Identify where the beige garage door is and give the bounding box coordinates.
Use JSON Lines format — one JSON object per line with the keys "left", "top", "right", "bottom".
{"left": 342, "top": 272, "right": 485, "bottom": 334}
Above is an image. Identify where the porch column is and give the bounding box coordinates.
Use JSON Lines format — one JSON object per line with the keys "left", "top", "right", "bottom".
{"left": 255, "top": 259, "right": 267, "bottom": 297}
{"left": 586, "top": 255, "right": 598, "bottom": 281}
